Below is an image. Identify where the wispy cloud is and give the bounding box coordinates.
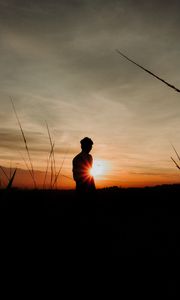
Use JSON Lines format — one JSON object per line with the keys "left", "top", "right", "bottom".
{"left": 0, "top": 0, "right": 180, "bottom": 186}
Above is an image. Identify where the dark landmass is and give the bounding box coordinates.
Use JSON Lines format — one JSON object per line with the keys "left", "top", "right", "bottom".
{"left": 1, "top": 184, "right": 180, "bottom": 254}
{"left": 1, "top": 184, "right": 179, "bottom": 295}
{"left": 0, "top": 185, "right": 180, "bottom": 256}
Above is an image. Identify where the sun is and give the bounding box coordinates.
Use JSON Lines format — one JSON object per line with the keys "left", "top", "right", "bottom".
{"left": 90, "top": 160, "right": 107, "bottom": 178}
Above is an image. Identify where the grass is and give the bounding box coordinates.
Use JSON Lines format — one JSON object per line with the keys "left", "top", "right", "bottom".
{"left": 6, "top": 97, "right": 69, "bottom": 190}
{"left": 45, "top": 121, "right": 56, "bottom": 189}
{"left": 1, "top": 184, "right": 179, "bottom": 254}
{"left": 11, "top": 97, "right": 37, "bottom": 188}
{"left": 1, "top": 185, "right": 178, "bottom": 297}
{"left": 0, "top": 98, "right": 179, "bottom": 191}
{"left": 1, "top": 99, "right": 178, "bottom": 297}
{"left": 171, "top": 144, "right": 180, "bottom": 170}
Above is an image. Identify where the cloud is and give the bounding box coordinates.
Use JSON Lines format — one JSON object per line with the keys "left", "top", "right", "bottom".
{"left": 0, "top": 0, "right": 180, "bottom": 186}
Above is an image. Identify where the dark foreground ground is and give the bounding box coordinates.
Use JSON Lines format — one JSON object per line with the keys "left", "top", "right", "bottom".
{"left": 1, "top": 185, "right": 179, "bottom": 295}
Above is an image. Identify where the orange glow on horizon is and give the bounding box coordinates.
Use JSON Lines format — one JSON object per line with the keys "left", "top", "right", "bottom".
{"left": 0, "top": 161, "right": 180, "bottom": 190}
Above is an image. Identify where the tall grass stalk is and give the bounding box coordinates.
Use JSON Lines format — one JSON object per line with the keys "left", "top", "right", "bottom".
{"left": 0, "top": 165, "right": 17, "bottom": 189}
{"left": 52, "top": 148, "right": 69, "bottom": 188}
{"left": 171, "top": 144, "right": 180, "bottom": 170}
{"left": 10, "top": 97, "right": 37, "bottom": 189}
{"left": 171, "top": 157, "right": 180, "bottom": 170}
{"left": 6, "top": 169, "right": 17, "bottom": 190}
{"left": 171, "top": 144, "right": 180, "bottom": 162}
{"left": 43, "top": 142, "right": 55, "bottom": 189}
{"left": 45, "top": 121, "right": 56, "bottom": 189}
{"left": 0, "top": 167, "right": 8, "bottom": 188}
{"left": 18, "top": 151, "right": 35, "bottom": 186}
{"left": 0, "top": 166, "right": 10, "bottom": 181}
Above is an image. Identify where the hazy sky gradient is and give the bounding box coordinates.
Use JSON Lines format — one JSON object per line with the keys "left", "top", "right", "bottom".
{"left": 0, "top": 0, "right": 180, "bottom": 187}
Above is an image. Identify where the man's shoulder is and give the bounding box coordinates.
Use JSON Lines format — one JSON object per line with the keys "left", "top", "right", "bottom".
{"left": 73, "top": 152, "right": 82, "bottom": 162}
{"left": 73, "top": 152, "right": 92, "bottom": 162}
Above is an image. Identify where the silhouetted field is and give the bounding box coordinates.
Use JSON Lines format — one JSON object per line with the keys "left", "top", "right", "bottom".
{"left": 1, "top": 184, "right": 180, "bottom": 254}
{"left": 1, "top": 184, "right": 179, "bottom": 295}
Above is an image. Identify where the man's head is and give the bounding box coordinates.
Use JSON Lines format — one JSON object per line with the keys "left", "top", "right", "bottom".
{"left": 80, "top": 137, "right": 93, "bottom": 153}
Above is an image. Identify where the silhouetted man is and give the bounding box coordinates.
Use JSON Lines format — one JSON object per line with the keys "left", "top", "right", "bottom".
{"left": 72, "top": 137, "right": 96, "bottom": 193}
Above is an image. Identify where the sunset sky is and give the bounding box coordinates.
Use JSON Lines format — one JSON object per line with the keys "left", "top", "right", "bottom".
{"left": 0, "top": 0, "right": 180, "bottom": 189}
